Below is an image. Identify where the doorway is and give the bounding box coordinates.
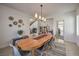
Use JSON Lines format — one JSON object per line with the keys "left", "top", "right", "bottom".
{"left": 55, "top": 20, "right": 64, "bottom": 45}
{"left": 57, "top": 20, "right": 64, "bottom": 39}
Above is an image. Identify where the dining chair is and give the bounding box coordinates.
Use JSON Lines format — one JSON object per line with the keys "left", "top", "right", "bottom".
{"left": 36, "top": 42, "right": 48, "bottom": 56}
{"left": 18, "top": 47, "right": 31, "bottom": 56}
{"left": 9, "top": 40, "right": 31, "bottom": 56}
{"left": 9, "top": 43, "right": 21, "bottom": 56}
{"left": 13, "top": 37, "right": 23, "bottom": 46}
{"left": 48, "top": 37, "right": 56, "bottom": 48}
{"left": 13, "top": 35, "right": 29, "bottom": 46}
{"left": 48, "top": 31, "right": 56, "bottom": 48}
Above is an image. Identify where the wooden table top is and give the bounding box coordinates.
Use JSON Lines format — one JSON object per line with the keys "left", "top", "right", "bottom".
{"left": 16, "top": 33, "right": 53, "bottom": 51}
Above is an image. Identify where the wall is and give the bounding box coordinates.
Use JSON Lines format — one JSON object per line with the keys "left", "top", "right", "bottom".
{"left": 0, "top": 5, "right": 30, "bottom": 48}
{"left": 64, "top": 11, "right": 76, "bottom": 43}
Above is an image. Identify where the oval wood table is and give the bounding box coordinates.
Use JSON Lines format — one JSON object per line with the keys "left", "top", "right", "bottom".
{"left": 16, "top": 33, "right": 53, "bottom": 56}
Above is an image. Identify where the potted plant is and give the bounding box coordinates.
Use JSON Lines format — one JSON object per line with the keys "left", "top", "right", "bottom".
{"left": 17, "top": 30, "right": 23, "bottom": 37}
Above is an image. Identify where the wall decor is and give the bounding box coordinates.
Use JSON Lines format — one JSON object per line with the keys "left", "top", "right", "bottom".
{"left": 18, "top": 25, "right": 21, "bottom": 27}
{"left": 9, "top": 24, "right": 12, "bottom": 27}
{"left": 9, "top": 16, "right": 14, "bottom": 21}
{"left": 13, "top": 21, "right": 17, "bottom": 25}
{"left": 18, "top": 19, "right": 23, "bottom": 23}
{"left": 8, "top": 16, "right": 24, "bottom": 29}
{"left": 22, "top": 23, "right": 24, "bottom": 25}
{"left": 17, "top": 30, "right": 23, "bottom": 35}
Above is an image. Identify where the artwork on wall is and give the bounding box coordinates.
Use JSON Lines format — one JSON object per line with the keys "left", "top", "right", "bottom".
{"left": 18, "top": 25, "right": 21, "bottom": 27}
{"left": 9, "top": 24, "right": 12, "bottom": 27}
{"left": 8, "top": 16, "right": 14, "bottom": 21}
{"left": 18, "top": 19, "right": 23, "bottom": 24}
{"left": 13, "top": 21, "right": 18, "bottom": 25}
{"left": 8, "top": 16, "right": 25, "bottom": 37}
{"left": 22, "top": 23, "right": 24, "bottom": 25}
{"left": 8, "top": 16, "right": 24, "bottom": 28}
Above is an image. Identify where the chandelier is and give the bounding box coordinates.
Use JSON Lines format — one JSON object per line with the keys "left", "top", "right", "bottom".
{"left": 30, "top": 4, "right": 46, "bottom": 22}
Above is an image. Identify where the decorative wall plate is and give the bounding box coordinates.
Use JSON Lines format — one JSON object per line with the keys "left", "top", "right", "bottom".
{"left": 9, "top": 24, "right": 12, "bottom": 27}
{"left": 9, "top": 16, "right": 14, "bottom": 21}
{"left": 22, "top": 23, "right": 24, "bottom": 25}
{"left": 18, "top": 19, "right": 23, "bottom": 23}
{"left": 13, "top": 21, "right": 17, "bottom": 25}
{"left": 18, "top": 25, "right": 21, "bottom": 27}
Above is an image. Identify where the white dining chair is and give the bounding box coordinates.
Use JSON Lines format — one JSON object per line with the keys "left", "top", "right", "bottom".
{"left": 36, "top": 43, "right": 48, "bottom": 56}
{"left": 9, "top": 43, "right": 21, "bottom": 56}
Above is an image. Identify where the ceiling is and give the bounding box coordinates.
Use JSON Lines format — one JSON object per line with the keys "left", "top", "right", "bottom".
{"left": 1, "top": 3, "right": 79, "bottom": 18}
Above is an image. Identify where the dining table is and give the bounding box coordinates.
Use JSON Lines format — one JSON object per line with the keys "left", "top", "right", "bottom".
{"left": 16, "top": 33, "right": 54, "bottom": 56}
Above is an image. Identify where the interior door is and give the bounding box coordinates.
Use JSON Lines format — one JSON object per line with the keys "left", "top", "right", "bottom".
{"left": 57, "top": 20, "right": 64, "bottom": 39}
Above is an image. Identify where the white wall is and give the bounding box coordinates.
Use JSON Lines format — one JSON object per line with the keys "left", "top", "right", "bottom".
{"left": 64, "top": 11, "right": 76, "bottom": 43}
{"left": 0, "top": 5, "right": 30, "bottom": 48}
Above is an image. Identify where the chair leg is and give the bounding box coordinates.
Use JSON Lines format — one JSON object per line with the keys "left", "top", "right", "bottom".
{"left": 52, "top": 42, "right": 56, "bottom": 48}
{"left": 41, "top": 51, "right": 47, "bottom": 56}
{"left": 44, "top": 50, "right": 47, "bottom": 56}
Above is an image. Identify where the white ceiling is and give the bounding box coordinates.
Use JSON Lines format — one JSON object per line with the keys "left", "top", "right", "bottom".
{"left": 1, "top": 3, "right": 79, "bottom": 17}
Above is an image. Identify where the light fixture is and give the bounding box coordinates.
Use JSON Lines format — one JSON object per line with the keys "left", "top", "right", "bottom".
{"left": 42, "top": 17, "right": 44, "bottom": 20}
{"left": 34, "top": 4, "right": 46, "bottom": 21}
{"left": 35, "top": 13, "right": 38, "bottom": 18}
{"left": 44, "top": 18, "right": 46, "bottom": 21}
{"left": 39, "top": 16, "right": 41, "bottom": 19}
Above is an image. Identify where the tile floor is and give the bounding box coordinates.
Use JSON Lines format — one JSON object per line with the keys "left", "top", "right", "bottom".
{"left": 65, "top": 41, "right": 79, "bottom": 56}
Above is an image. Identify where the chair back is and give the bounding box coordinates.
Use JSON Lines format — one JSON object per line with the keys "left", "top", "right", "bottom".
{"left": 9, "top": 44, "right": 21, "bottom": 56}
{"left": 42, "top": 42, "right": 48, "bottom": 51}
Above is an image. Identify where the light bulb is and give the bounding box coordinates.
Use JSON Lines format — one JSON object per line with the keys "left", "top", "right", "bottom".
{"left": 39, "top": 16, "right": 41, "bottom": 19}
{"left": 42, "top": 17, "right": 44, "bottom": 20}
{"left": 35, "top": 13, "right": 38, "bottom": 18}
{"left": 44, "top": 18, "right": 46, "bottom": 21}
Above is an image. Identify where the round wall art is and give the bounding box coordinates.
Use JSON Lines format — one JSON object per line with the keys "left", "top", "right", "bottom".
{"left": 18, "top": 25, "right": 21, "bottom": 27}
{"left": 9, "top": 16, "right": 14, "bottom": 21}
{"left": 13, "top": 21, "right": 18, "bottom": 25}
{"left": 18, "top": 19, "right": 23, "bottom": 23}
{"left": 9, "top": 24, "right": 12, "bottom": 27}
{"left": 22, "top": 23, "right": 24, "bottom": 25}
